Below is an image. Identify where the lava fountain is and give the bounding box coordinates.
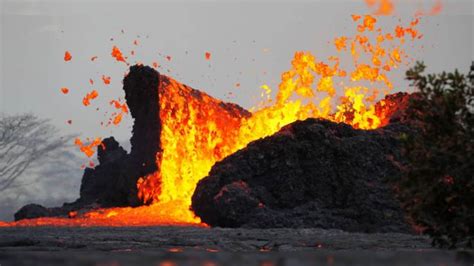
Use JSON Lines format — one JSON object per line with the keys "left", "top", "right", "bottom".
{"left": 1, "top": 2, "right": 431, "bottom": 227}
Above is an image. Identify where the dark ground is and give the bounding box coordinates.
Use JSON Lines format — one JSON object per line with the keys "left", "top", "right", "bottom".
{"left": 0, "top": 227, "right": 472, "bottom": 266}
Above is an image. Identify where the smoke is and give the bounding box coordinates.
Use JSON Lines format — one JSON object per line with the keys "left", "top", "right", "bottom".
{"left": 0, "top": 148, "right": 81, "bottom": 221}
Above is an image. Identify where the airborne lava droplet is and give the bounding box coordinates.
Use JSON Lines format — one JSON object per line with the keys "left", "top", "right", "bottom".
{"left": 102, "top": 75, "right": 111, "bottom": 85}
{"left": 82, "top": 90, "right": 99, "bottom": 106}
{"left": 64, "top": 51, "right": 72, "bottom": 61}
{"left": 108, "top": 99, "right": 129, "bottom": 126}
{"left": 352, "top": 14, "right": 361, "bottom": 21}
{"left": 357, "top": 15, "right": 377, "bottom": 32}
{"left": 111, "top": 46, "right": 127, "bottom": 63}
{"left": 112, "top": 113, "right": 123, "bottom": 125}
{"left": 60, "top": 87, "right": 69, "bottom": 94}
{"left": 334, "top": 36, "right": 348, "bottom": 51}
{"left": 74, "top": 137, "right": 102, "bottom": 158}
{"left": 205, "top": 52, "right": 211, "bottom": 60}
{"left": 90, "top": 56, "right": 98, "bottom": 61}
{"left": 9, "top": 0, "right": 430, "bottom": 227}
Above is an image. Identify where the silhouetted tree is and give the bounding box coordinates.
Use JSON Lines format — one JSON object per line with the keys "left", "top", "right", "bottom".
{"left": 400, "top": 62, "right": 473, "bottom": 248}
{"left": 0, "top": 113, "right": 69, "bottom": 192}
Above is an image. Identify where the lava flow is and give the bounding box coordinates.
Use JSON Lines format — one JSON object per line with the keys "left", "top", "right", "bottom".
{"left": 135, "top": 13, "right": 423, "bottom": 226}
{"left": 2, "top": 0, "right": 431, "bottom": 227}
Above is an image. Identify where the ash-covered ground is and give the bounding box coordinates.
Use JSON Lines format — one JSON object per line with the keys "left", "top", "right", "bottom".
{"left": 0, "top": 227, "right": 472, "bottom": 266}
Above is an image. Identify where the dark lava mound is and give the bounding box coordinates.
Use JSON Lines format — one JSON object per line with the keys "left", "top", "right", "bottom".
{"left": 192, "top": 118, "right": 411, "bottom": 233}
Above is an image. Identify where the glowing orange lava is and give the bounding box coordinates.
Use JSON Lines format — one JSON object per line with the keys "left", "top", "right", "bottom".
{"left": 108, "top": 99, "right": 129, "bottom": 126}
{"left": 64, "top": 51, "right": 72, "bottom": 61}
{"left": 82, "top": 90, "right": 99, "bottom": 106}
{"left": 135, "top": 14, "right": 423, "bottom": 225}
{"left": 74, "top": 137, "right": 102, "bottom": 158}
{"left": 1, "top": 5, "right": 430, "bottom": 227}
{"left": 111, "top": 45, "right": 127, "bottom": 64}
{"left": 102, "top": 75, "right": 111, "bottom": 85}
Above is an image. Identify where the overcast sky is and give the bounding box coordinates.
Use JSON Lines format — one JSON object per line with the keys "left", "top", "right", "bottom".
{"left": 0, "top": 0, "right": 472, "bottom": 220}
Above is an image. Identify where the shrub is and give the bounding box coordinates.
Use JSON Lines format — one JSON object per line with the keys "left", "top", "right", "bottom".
{"left": 398, "top": 62, "right": 474, "bottom": 248}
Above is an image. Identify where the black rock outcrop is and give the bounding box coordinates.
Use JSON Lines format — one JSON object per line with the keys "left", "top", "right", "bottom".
{"left": 14, "top": 65, "right": 162, "bottom": 221}
{"left": 192, "top": 118, "right": 411, "bottom": 233}
{"left": 13, "top": 65, "right": 250, "bottom": 221}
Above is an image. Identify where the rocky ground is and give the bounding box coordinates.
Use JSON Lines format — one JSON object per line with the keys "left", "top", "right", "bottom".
{"left": 0, "top": 226, "right": 472, "bottom": 265}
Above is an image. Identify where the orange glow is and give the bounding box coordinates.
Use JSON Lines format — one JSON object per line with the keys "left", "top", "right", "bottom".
{"left": 111, "top": 45, "right": 127, "bottom": 63}
{"left": 430, "top": 0, "right": 443, "bottom": 15}
{"left": 352, "top": 14, "right": 362, "bottom": 21}
{"left": 82, "top": 90, "right": 99, "bottom": 106}
{"left": 4, "top": 5, "right": 426, "bottom": 227}
{"left": 365, "top": 0, "right": 442, "bottom": 16}
{"left": 108, "top": 99, "right": 129, "bottom": 126}
{"left": 357, "top": 15, "right": 377, "bottom": 32}
{"left": 60, "top": 87, "right": 69, "bottom": 94}
{"left": 64, "top": 51, "right": 72, "bottom": 61}
{"left": 135, "top": 14, "right": 423, "bottom": 225}
{"left": 365, "top": 0, "right": 394, "bottom": 15}
{"left": 74, "top": 137, "right": 102, "bottom": 158}
{"left": 102, "top": 75, "right": 111, "bottom": 85}
{"left": 334, "top": 36, "right": 348, "bottom": 51}
{"left": 205, "top": 52, "right": 211, "bottom": 60}
{"left": 112, "top": 113, "right": 123, "bottom": 125}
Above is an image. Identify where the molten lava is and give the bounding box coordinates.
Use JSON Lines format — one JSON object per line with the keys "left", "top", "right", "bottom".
{"left": 2, "top": 4, "right": 431, "bottom": 227}
{"left": 135, "top": 14, "right": 422, "bottom": 225}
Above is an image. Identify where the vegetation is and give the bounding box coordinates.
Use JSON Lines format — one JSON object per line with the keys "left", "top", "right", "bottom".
{"left": 399, "top": 62, "right": 473, "bottom": 248}
{"left": 0, "top": 113, "right": 69, "bottom": 192}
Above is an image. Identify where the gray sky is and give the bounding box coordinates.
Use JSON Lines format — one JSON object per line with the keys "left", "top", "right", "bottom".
{"left": 0, "top": 0, "right": 473, "bottom": 220}
{"left": 1, "top": 0, "right": 472, "bottom": 142}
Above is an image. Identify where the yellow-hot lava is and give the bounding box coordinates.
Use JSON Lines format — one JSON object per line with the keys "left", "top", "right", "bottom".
{"left": 2, "top": 6, "right": 429, "bottom": 227}
{"left": 135, "top": 14, "right": 422, "bottom": 225}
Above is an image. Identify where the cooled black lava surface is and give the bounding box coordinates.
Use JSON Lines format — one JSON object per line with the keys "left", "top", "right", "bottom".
{"left": 3, "top": 226, "right": 471, "bottom": 266}
{"left": 192, "top": 118, "right": 411, "bottom": 233}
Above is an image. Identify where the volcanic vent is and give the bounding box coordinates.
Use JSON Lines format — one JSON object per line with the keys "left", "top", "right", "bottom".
{"left": 11, "top": 62, "right": 414, "bottom": 232}
{"left": 13, "top": 65, "right": 252, "bottom": 225}
{"left": 8, "top": 10, "right": 426, "bottom": 228}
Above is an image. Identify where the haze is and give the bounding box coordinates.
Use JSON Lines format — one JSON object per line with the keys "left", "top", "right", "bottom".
{"left": 0, "top": 0, "right": 472, "bottom": 220}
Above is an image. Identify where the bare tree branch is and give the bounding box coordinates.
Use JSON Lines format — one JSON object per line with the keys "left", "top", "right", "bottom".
{"left": 0, "top": 113, "right": 72, "bottom": 192}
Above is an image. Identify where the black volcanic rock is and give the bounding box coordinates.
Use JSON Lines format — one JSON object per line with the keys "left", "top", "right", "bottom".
{"left": 13, "top": 64, "right": 419, "bottom": 228}
{"left": 14, "top": 65, "right": 250, "bottom": 221}
{"left": 74, "top": 66, "right": 162, "bottom": 208}
{"left": 192, "top": 118, "right": 411, "bottom": 233}
{"left": 79, "top": 137, "right": 133, "bottom": 207}
{"left": 123, "top": 65, "right": 161, "bottom": 177}
{"left": 76, "top": 65, "right": 162, "bottom": 208}
{"left": 14, "top": 204, "right": 52, "bottom": 221}
{"left": 14, "top": 65, "right": 162, "bottom": 221}
{"left": 97, "top": 137, "right": 127, "bottom": 165}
